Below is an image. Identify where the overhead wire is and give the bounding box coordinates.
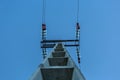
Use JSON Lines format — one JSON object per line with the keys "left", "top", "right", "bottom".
{"left": 77, "top": 0, "right": 80, "bottom": 22}
{"left": 42, "top": 0, "right": 46, "bottom": 24}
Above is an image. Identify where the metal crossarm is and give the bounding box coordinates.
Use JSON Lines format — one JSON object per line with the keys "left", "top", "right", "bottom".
{"left": 41, "top": 39, "right": 79, "bottom": 48}
{"left": 41, "top": 39, "right": 79, "bottom": 43}
{"left": 41, "top": 44, "right": 79, "bottom": 48}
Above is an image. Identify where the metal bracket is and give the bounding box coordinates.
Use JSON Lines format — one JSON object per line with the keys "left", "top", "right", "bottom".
{"left": 41, "top": 39, "right": 79, "bottom": 48}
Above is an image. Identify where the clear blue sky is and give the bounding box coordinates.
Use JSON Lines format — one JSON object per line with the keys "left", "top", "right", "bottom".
{"left": 0, "top": 0, "right": 120, "bottom": 80}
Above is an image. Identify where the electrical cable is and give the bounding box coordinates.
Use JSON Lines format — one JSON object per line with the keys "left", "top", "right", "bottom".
{"left": 42, "top": 0, "right": 46, "bottom": 24}
{"left": 77, "top": 0, "right": 80, "bottom": 22}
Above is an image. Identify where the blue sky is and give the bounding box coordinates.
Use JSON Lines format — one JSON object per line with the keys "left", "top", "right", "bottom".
{"left": 0, "top": 0, "right": 120, "bottom": 80}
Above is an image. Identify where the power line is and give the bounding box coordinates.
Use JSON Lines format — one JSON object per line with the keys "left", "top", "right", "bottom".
{"left": 42, "top": 0, "right": 46, "bottom": 24}
{"left": 77, "top": 0, "right": 80, "bottom": 22}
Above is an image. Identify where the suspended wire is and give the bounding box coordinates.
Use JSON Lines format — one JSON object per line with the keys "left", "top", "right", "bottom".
{"left": 76, "top": 0, "right": 81, "bottom": 65}
{"left": 77, "top": 0, "right": 80, "bottom": 22}
{"left": 42, "top": 0, "right": 46, "bottom": 24}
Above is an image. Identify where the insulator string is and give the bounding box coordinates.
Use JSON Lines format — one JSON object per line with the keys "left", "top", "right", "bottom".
{"left": 42, "top": 0, "right": 47, "bottom": 59}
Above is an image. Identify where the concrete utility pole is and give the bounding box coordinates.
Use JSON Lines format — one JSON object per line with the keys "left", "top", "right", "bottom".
{"left": 30, "top": 43, "right": 85, "bottom": 80}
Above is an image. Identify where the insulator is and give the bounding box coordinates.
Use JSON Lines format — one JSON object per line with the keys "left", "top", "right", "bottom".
{"left": 42, "top": 24, "right": 46, "bottom": 30}
{"left": 76, "top": 34, "right": 78, "bottom": 39}
{"left": 78, "top": 60, "right": 80, "bottom": 63}
{"left": 42, "top": 27, "right": 47, "bottom": 40}
{"left": 76, "top": 48, "right": 79, "bottom": 53}
{"left": 78, "top": 57, "right": 80, "bottom": 63}
{"left": 44, "top": 31, "right": 47, "bottom": 35}
{"left": 42, "top": 48, "right": 47, "bottom": 59}
{"left": 76, "top": 22, "right": 80, "bottom": 30}
{"left": 76, "top": 30, "right": 80, "bottom": 39}
{"left": 78, "top": 29, "right": 80, "bottom": 34}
